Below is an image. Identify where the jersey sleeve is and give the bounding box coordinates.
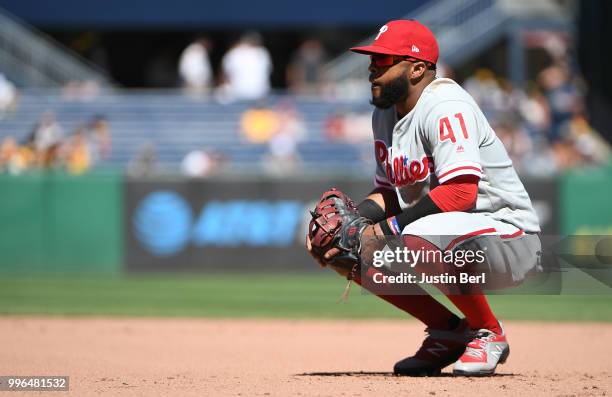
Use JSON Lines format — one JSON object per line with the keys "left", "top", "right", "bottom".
{"left": 423, "top": 101, "right": 484, "bottom": 184}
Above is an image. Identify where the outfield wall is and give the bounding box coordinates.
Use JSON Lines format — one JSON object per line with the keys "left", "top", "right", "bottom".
{"left": 0, "top": 167, "right": 610, "bottom": 273}
{"left": 0, "top": 173, "right": 123, "bottom": 273}
{"left": 561, "top": 166, "right": 612, "bottom": 235}
{"left": 123, "top": 176, "right": 559, "bottom": 272}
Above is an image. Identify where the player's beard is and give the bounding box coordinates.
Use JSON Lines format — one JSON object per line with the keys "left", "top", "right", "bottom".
{"left": 370, "top": 74, "right": 409, "bottom": 109}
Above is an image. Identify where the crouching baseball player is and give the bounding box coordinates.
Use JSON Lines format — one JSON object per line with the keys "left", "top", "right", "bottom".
{"left": 306, "top": 20, "right": 542, "bottom": 376}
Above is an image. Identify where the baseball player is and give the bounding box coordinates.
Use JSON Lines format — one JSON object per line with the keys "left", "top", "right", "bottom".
{"left": 307, "top": 20, "right": 541, "bottom": 376}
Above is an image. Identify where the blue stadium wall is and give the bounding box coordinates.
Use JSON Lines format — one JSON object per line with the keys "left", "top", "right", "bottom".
{"left": 0, "top": 0, "right": 429, "bottom": 29}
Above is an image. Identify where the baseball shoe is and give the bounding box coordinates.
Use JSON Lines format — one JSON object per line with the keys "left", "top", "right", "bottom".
{"left": 394, "top": 319, "right": 470, "bottom": 376}
{"left": 453, "top": 323, "right": 509, "bottom": 376}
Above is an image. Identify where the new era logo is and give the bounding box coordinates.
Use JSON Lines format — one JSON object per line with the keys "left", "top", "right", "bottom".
{"left": 411, "top": 44, "right": 420, "bottom": 53}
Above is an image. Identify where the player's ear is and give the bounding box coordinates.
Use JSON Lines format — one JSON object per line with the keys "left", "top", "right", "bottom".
{"left": 412, "top": 61, "right": 427, "bottom": 79}
{"left": 410, "top": 61, "right": 427, "bottom": 80}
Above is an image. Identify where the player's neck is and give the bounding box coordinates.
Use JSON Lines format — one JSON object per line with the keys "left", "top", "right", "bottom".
{"left": 395, "top": 75, "right": 435, "bottom": 118}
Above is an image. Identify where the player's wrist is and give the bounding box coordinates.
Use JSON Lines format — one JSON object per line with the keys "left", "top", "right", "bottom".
{"left": 376, "top": 195, "right": 442, "bottom": 235}
{"left": 377, "top": 217, "right": 401, "bottom": 235}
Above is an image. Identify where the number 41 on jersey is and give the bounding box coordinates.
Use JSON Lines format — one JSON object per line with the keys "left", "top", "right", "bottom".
{"left": 439, "top": 113, "right": 469, "bottom": 143}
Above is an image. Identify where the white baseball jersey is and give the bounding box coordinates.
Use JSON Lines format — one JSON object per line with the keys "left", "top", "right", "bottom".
{"left": 372, "top": 78, "right": 541, "bottom": 233}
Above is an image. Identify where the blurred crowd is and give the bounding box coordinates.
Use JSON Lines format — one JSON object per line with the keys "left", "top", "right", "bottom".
{"left": 0, "top": 32, "right": 609, "bottom": 177}
{"left": 210, "top": 31, "right": 609, "bottom": 176}
{"left": 0, "top": 73, "right": 19, "bottom": 120}
{"left": 178, "top": 32, "right": 329, "bottom": 101}
{"left": 460, "top": 62, "right": 610, "bottom": 176}
{"left": 0, "top": 112, "right": 111, "bottom": 175}
{"left": 231, "top": 61, "right": 610, "bottom": 177}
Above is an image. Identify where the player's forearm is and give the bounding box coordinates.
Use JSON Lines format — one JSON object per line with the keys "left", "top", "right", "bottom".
{"left": 357, "top": 188, "right": 402, "bottom": 223}
{"left": 377, "top": 194, "right": 442, "bottom": 235}
{"left": 377, "top": 175, "right": 479, "bottom": 235}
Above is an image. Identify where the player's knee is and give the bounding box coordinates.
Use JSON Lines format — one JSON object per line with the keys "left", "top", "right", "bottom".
{"left": 402, "top": 235, "right": 440, "bottom": 252}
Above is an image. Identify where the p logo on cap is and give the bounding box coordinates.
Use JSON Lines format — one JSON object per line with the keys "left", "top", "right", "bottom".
{"left": 375, "top": 25, "right": 388, "bottom": 40}
{"left": 350, "top": 19, "right": 439, "bottom": 65}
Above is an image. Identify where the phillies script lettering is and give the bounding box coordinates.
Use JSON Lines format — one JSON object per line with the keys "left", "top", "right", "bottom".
{"left": 375, "top": 140, "right": 430, "bottom": 187}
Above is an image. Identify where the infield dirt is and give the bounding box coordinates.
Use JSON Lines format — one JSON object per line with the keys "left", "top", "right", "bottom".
{"left": 1, "top": 317, "right": 610, "bottom": 396}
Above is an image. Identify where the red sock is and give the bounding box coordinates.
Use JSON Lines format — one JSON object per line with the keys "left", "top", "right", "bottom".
{"left": 354, "top": 267, "right": 459, "bottom": 330}
{"left": 446, "top": 294, "right": 501, "bottom": 334}
{"left": 400, "top": 235, "right": 502, "bottom": 334}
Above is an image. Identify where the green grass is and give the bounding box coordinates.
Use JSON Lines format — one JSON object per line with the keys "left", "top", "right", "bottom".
{"left": 0, "top": 273, "right": 611, "bottom": 321}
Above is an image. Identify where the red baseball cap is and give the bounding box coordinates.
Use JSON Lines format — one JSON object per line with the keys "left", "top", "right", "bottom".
{"left": 350, "top": 20, "right": 439, "bottom": 64}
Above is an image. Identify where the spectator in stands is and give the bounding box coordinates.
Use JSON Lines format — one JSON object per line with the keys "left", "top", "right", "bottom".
{"left": 31, "top": 111, "right": 65, "bottom": 168}
{"left": 32, "top": 111, "right": 64, "bottom": 152}
{"left": 323, "top": 106, "right": 372, "bottom": 143}
{"left": 59, "top": 126, "right": 92, "bottom": 174}
{"left": 564, "top": 112, "right": 610, "bottom": 165}
{"left": 181, "top": 148, "right": 219, "bottom": 178}
{"left": 551, "top": 138, "right": 583, "bottom": 171}
{"left": 0, "top": 137, "right": 16, "bottom": 171}
{"left": 240, "top": 100, "right": 307, "bottom": 145}
{"left": 323, "top": 109, "right": 346, "bottom": 141}
{"left": 286, "top": 38, "right": 328, "bottom": 95}
{"left": 240, "top": 105, "right": 280, "bottom": 143}
{"left": 127, "top": 142, "right": 157, "bottom": 177}
{"left": 493, "top": 120, "right": 533, "bottom": 174}
{"left": 88, "top": 115, "right": 111, "bottom": 161}
{"left": 275, "top": 100, "right": 306, "bottom": 140}
{"left": 263, "top": 129, "right": 302, "bottom": 175}
{"left": 58, "top": 116, "right": 111, "bottom": 173}
{"left": 178, "top": 37, "right": 213, "bottom": 96}
{"left": 518, "top": 84, "right": 551, "bottom": 143}
{"left": 0, "top": 136, "right": 32, "bottom": 174}
{"left": 262, "top": 100, "right": 307, "bottom": 174}
{"left": 463, "top": 69, "right": 507, "bottom": 120}
{"left": 0, "top": 73, "right": 19, "bottom": 119}
{"left": 538, "top": 62, "right": 581, "bottom": 143}
{"left": 218, "top": 32, "right": 273, "bottom": 102}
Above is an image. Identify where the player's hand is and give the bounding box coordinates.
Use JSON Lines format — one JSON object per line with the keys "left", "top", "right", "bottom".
{"left": 359, "top": 223, "right": 384, "bottom": 264}
{"left": 306, "top": 234, "right": 351, "bottom": 277}
{"left": 305, "top": 234, "right": 340, "bottom": 266}
{"left": 361, "top": 224, "right": 379, "bottom": 239}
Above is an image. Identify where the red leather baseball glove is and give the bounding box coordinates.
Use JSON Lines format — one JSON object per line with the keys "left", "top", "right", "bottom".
{"left": 308, "top": 188, "right": 372, "bottom": 277}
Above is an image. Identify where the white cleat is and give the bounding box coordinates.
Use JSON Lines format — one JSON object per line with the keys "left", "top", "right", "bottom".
{"left": 453, "top": 324, "right": 509, "bottom": 376}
